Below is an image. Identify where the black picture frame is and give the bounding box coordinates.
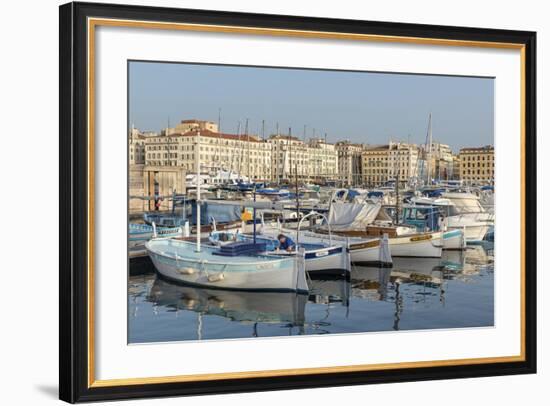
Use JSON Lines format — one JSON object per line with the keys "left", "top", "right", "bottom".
{"left": 59, "top": 1, "right": 537, "bottom": 403}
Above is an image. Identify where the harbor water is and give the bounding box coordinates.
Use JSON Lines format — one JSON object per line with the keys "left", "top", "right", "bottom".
{"left": 128, "top": 242, "right": 494, "bottom": 343}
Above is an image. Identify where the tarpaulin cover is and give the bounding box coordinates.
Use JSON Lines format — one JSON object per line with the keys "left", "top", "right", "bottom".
{"left": 327, "top": 202, "right": 382, "bottom": 230}
{"left": 191, "top": 201, "right": 242, "bottom": 225}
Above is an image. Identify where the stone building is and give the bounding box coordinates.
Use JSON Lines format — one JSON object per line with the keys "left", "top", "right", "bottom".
{"left": 458, "top": 145, "right": 494, "bottom": 184}
{"left": 307, "top": 138, "right": 338, "bottom": 183}
{"left": 335, "top": 140, "right": 363, "bottom": 186}
{"left": 268, "top": 135, "right": 338, "bottom": 183}
{"left": 145, "top": 128, "right": 272, "bottom": 181}
{"left": 362, "top": 142, "right": 419, "bottom": 186}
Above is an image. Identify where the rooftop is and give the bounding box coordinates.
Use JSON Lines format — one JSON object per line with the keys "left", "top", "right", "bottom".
{"left": 460, "top": 145, "right": 494, "bottom": 152}
{"left": 150, "top": 129, "right": 264, "bottom": 142}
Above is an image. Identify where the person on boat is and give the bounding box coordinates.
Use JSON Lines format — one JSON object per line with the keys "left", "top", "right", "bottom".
{"left": 277, "top": 234, "right": 295, "bottom": 252}
{"left": 241, "top": 208, "right": 253, "bottom": 222}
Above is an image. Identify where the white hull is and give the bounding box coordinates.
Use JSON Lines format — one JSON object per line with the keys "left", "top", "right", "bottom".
{"left": 269, "top": 247, "right": 349, "bottom": 274}
{"left": 146, "top": 239, "right": 308, "bottom": 292}
{"left": 389, "top": 232, "right": 443, "bottom": 258}
{"left": 448, "top": 224, "right": 490, "bottom": 242}
{"left": 446, "top": 213, "right": 492, "bottom": 242}
{"left": 442, "top": 229, "right": 467, "bottom": 250}
{"left": 347, "top": 240, "right": 388, "bottom": 266}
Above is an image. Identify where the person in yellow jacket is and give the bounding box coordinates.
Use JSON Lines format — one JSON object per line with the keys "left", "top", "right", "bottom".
{"left": 240, "top": 208, "right": 253, "bottom": 222}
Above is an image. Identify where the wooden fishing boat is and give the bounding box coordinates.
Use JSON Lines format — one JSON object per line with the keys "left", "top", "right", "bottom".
{"left": 146, "top": 238, "right": 308, "bottom": 292}
{"left": 352, "top": 226, "right": 443, "bottom": 258}
{"left": 322, "top": 202, "right": 443, "bottom": 258}
{"left": 257, "top": 211, "right": 391, "bottom": 267}
{"left": 146, "top": 131, "right": 308, "bottom": 293}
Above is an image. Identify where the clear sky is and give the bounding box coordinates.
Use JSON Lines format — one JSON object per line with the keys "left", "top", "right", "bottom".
{"left": 129, "top": 61, "right": 494, "bottom": 153}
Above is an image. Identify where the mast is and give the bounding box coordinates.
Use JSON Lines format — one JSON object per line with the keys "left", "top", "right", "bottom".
{"left": 426, "top": 113, "right": 432, "bottom": 185}
{"left": 276, "top": 122, "right": 280, "bottom": 184}
{"left": 290, "top": 127, "right": 300, "bottom": 221}
{"left": 245, "top": 118, "right": 250, "bottom": 181}
{"left": 394, "top": 154, "right": 400, "bottom": 225}
{"left": 237, "top": 120, "right": 242, "bottom": 180}
{"left": 195, "top": 131, "right": 201, "bottom": 252}
{"left": 217, "top": 108, "right": 222, "bottom": 168}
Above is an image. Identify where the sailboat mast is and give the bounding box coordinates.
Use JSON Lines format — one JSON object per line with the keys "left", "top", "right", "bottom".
{"left": 276, "top": 122, "right": 280, "bottom": 185}
{"left": 290, "top": 127, "right": 299, "bottom": 221}
{"left": 217, "top": 108, "right": 222, "bottom": 168}
{"left": 426, "top": 113, "right": 432, "bottom": 185}
{"left": 195, "top": 131, "right": 201, "bottom": 252}
{"left": 237, "top": 121, "right": 242, "bottom": 180}
{"left": 245, "top": 118, "right": 250, "bottom": 181}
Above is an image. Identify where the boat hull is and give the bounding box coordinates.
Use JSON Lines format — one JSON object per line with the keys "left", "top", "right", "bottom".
{"left": 448, "top": 224, "right": 490, "bottom": 243}
{"left": 269, "top": 246, "right": 349, "bottom": 275}
{"left": 442, "top": 229, "right": 467, "bottom": 250}
{"left": 347, "top": 240, "right": 390, "bottom": 267}
{"left": 146, "top": 239, "right": 308, "bottom": 293}
{"left": 310, "top": 229, "right": 442, "bottom": 258}
{"left": 389, "top": 232, "right": 443, "bottom": 258}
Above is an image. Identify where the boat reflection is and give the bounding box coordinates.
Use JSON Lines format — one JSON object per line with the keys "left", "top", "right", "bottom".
{"left": 147, "top": 277, "right": 307, "bottom": 327}
{"left": 308, "top": 277, "right": 350, "bottom": 307}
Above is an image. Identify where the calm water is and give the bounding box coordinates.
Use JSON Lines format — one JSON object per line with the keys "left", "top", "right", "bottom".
{"left": 128, "top": 243, "right": 494, "bottom": 343}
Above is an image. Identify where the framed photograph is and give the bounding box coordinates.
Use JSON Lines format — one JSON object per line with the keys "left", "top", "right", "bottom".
{"left": 59, "top": 1, "right": 536, "bottom": 402}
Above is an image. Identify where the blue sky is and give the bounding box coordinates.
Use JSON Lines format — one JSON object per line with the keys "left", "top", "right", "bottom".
{"left": 129, "top": 61, "right": 494, "bottom": 153}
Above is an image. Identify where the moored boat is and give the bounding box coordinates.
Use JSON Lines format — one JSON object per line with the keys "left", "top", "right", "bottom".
{"left": 401, "top": 205, "right": 466, "bottom": 250}
{"left": 146, "top": 238, "right": 308, "bottom": 292}
{"left": 320, "top": 202, "right": 443, "bottom": 258}
{"left": 209, "top": 230, "right": 349, "bottom": 276}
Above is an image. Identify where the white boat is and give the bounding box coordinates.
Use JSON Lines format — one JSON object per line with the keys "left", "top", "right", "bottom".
{"left": 146, "top": 238, "right": 308, "bottom": 292}
{"left": 209, "top": 230, "right": 350, "bottom": 276}
{"left": 442, "top": 229, "right": 467, "bottom": 250}
{"left": 261, "top": 224, "right": 392, "bottom": 267}
{"left": 447, "top": 217, "right": 490, "bottom": 242}
{"left": 387, "top": 231, "right": 443, "bottom": 258}
{"left": 400, "top": 205, "right": 466, "bottom": 250}
{"left": 257, "top": 210, "right": 392, "bottom": 267}
{"left": 321, "top": 202, "right": 442, "bottom": 258}
{"left": 411, "top": 193, "right": 493, "bottom": 243}
{"left": 146, "top": 131, "right": 308, "bottom": 293}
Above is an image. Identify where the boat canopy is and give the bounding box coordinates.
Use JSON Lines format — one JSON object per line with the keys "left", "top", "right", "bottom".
{"left": 327, "top": 202, "right": 382, "bottom": 230}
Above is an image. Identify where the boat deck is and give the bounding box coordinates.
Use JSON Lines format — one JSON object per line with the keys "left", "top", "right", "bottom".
{"left": 149, "top": 240, "right": 289, "bottom": 264}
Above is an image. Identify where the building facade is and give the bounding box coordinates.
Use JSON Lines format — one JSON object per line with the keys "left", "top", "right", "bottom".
{"left": 129, "top": 127, "right": 146, "bottom": 165}
{"left": 145, "top": 128, "right": 272, "bottom": 181}
{"left": 362, "top": 142, "right": 419, "bottom": 186}
{"left": 335, "top": 141, "right": 363, "bottom": 186}
{"left": 268, "top": 135, "right": 338, "bottom": 183}
{"left": 307, "top": 138, "right": 338, "bottom": 183}
{"left": 458, "top": 145, "right": 494, "bottom": 184}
